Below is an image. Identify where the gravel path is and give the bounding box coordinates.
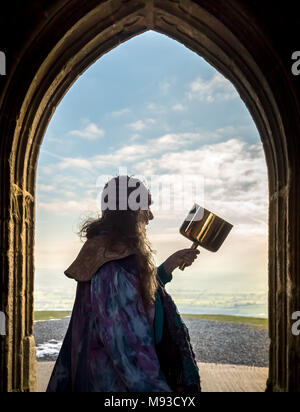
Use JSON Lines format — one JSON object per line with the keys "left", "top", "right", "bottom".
{"left": 184, "top": 318, "right": 269, "bottom": 367}
{"left": 34, "top": 316, "right": 269, "bottom": 367}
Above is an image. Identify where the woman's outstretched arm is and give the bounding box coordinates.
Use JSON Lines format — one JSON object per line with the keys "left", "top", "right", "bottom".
{"left": 162, "top": 249, "right": 200, "bottom": 275}
{"left": 157, "top": 264, "right": 173, "bottom": 286}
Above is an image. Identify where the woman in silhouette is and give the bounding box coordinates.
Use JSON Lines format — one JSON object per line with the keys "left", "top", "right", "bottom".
{"left": 47, "top": 175, "right": 200, "bottom": 392}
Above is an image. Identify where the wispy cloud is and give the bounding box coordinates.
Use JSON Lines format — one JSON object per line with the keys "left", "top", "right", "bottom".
{"left": 57, "top": 157, "right": 92, "bottom": 170}
{"left": 147, "top": 102, "right": 167, "bottom": 113}
{"left": 39, "top": 184, "right": 56, "bottom": 192}
{"left": 187, "top": 72, "right": 239, "bottom": 102}
{"left": 85, "top": 132, "right": 206, "bottom": 167}
{"left": 172, "top": 103, "right": 187, "bottom": 112}
{"left": 70, "top": 123, "right": 105, "bottom": 140}
{"left": 38, "top": 197, "right": 97, "bottom": 214}
{"left": 111, "top": 108, "right": 131, "bottom": 117}
{"left": 128, "top": 120, "right": 147, "bottom": 131}
{"left": 128, "top": 119, "right": 156, "bottom": 131}
{"left": 51, "top": 128, "right": 252, "bottom": 173}
{"left": 160, "top": 80, "right": 171, "bottom": 95}
{"left": 47, "top": 136, "right": 63, "bottom": 144}
{"left": 130, "top": 134, "right": 142, "bottom": 142}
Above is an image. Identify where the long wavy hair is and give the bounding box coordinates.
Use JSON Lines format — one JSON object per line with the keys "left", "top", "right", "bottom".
{"left": 79, "top": 175, "right": 157, "bottom": 312}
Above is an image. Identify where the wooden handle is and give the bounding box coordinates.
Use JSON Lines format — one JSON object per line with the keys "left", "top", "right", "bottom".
{"left": 179, "top": 242, "right": 199, "bottom": 271}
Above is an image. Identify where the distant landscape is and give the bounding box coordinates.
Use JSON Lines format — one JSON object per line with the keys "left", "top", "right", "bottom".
{"left": 34, "top": 311, "right": 269, "bottom": 366}
{"left": 34, "top": 311, "right": 268, "bottom": 329}
{"left": 34, "top": 311, "right": 72, "bottom": 321}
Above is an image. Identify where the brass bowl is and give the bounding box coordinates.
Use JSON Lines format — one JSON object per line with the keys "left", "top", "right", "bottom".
{"left": 180, "top": 204, "right": 233, "bottom": 253}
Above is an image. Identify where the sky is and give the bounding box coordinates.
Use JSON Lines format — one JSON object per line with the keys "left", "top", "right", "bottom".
{"left": 35, "top": 31, "right": 269, "bottom": 315}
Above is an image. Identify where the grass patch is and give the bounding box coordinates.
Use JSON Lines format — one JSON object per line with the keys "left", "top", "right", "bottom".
{"left": 34, "top": 311, "right": 268, "bottom": 329}
{"left": 181, "top": 314, "right": 268, "bottom": 329}
{"left": 34, "top": 311, "right": 71, "bottom": 321}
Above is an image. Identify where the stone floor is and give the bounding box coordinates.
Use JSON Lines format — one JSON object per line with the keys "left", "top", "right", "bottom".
{"left": 37, "top": 362, "right": 268, "bottom": 392}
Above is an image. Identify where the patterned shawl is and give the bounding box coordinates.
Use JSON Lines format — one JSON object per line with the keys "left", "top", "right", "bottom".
{"left": 47, "top": 234, "right": 201, "bottom": 392}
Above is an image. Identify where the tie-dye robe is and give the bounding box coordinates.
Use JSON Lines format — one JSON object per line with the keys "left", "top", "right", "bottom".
{"left": 46, "top": 256, "right": 201, "bottom": 392}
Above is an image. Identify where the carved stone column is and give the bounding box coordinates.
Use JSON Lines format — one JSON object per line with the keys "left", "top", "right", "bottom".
{"left": 0, "top": 180, "right": 37, "bottom": 391}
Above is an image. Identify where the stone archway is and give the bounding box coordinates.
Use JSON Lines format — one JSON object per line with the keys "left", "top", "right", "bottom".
{"left": 0, "top": 0, "right": 299, "bottom": 392}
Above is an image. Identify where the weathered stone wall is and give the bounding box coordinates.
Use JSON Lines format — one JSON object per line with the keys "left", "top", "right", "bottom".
{"left": 0, "top": 0, "right": 299, "bottom": 391}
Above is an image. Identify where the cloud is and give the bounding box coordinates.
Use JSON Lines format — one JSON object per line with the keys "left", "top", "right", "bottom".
{"left": 130, "top": 134, "right": 142, "bottom": 142}
{"left": 160, "top": 80, "right": 171, "bottom": 95}
{"left": 70, "top": 123, "right": 105, "bottom": 140}
{"left": 84, "top": 132, "right": 206, "bottom": 168}
{"left": 38, "top": 198, "right": 98, "bottom": 215}
{"left": 40, "top": 166, "right": 53, "bottom": 175}
{"left": 111, "top": 108, "right": 131, "bottom": 117}
{"left": 172, "top": 103, "right": 187, "bottom": 112}
{"left": 39, "top": 174, "right": 92, "bottom": 190}
{"left": 187, "top": 72, "right": 239, "bottom": 102}
{"left": 47, "top": 136, "right": 63, "bottom": 144}
{"left": 154, "top": 133, "right": 199, "bottom": 149}
{"left": 128, "top": 120, "right": 147, "bottom": 131}
{"left": 38, "top": 134, "right": 268, "bottom": 237}
{"left": 62, "top": 191, "right": 76, "bottom": 198}
{"left": 52, "top": 128, "right": 257, "bottom": 174}
{"left": 38, "top": 184, "right": 56, "bottom": 192}
{"left": 146, "top": 102, "right": 167, "bottom": 113}
{"left": 133, "top": 138, "right": 268, "bottom": 232}
{"left": 70, "top": 131, "right": 223, "bottom": 170}
{"left": 128, "top": 119, "right": 156, "bottom": 131}
{"left": 133, "top": 138, "right": 264, "bottom": 179}
{"left": 57, "top": 157, "right": 92, "bottom": 170}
